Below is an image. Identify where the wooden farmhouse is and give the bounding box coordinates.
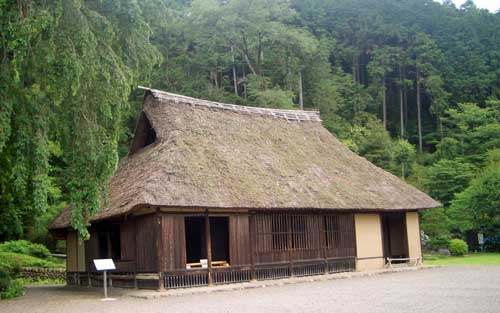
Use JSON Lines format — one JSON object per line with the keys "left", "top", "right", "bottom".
{"left": 49, "top": 88, "right": 439, "bottom": 289}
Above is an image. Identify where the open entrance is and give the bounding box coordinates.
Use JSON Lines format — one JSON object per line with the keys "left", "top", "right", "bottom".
{"left": 184, "top": 216, "right": 230, "bottom": 266}
{"left": 185, "top": 217, "right": 206, "bottom": 263}
{"left": 381, "top": 213, "right": 408, "bottom": 262}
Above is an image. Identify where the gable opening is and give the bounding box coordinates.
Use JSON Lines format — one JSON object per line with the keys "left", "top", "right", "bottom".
{"left": 130, "top": 112, "right": 157, "bottom": 154}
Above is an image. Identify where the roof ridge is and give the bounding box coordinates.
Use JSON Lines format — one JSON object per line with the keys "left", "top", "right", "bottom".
{"left": 139, "top": 86, "right": 322, "bottom": 123}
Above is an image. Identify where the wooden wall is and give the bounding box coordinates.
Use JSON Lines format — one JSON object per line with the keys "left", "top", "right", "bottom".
{"left": 159, "top": 215, "right": 186, "bottom": 271}
{"left": 251, "top": 213, "right": 356, "bottom": 265}
{"left": 78, "top": 211, "right": 357, "bottom": 275}
{"left": 135, "top": 214, "right": 158, "bottom": 272}
{"left": 229, "top": 215, "right": 251, "bottom": 266}
{"left": 66, "top": 232, "right": 78, "bottom": 271}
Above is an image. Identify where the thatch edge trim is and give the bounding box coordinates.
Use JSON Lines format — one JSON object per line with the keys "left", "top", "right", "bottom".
{"left": 138, "top": 86, "right": 322, "bottom": 122}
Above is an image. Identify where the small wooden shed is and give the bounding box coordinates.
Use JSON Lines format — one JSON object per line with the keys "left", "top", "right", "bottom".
{"left": 49, "top": 88, "right": 439, "bottom": 289}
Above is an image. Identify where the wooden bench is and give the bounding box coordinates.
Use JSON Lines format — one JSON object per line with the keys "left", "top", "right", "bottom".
{"left": 386, "top": 257, "right": 421, "bottom": 269}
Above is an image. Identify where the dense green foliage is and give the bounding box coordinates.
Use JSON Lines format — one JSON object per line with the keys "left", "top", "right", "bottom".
{"left": 1, "top": 0, "right": 499, "bottom": 246}
{"left": 0, "top": 241, "right": 63, "bottom": 300}
{"left": 0, "top": 268, "right": 10, "bottom": 293}
{"left": 1, "top": 279, "right": 24, "bottom": 299}
{"left": 0, "top": 240, "right": 51, "bottom": 259}
{"left": 448, "top": 239, "right": 468, "bottom": 256}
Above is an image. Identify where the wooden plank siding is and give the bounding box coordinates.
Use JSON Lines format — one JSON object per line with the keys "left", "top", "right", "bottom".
{"left": 229, "top": 215, "right": 251, "bottom": 266}
{"left": 159, "top": 215, "right": 186, "bottom": 271}
{"left": 85, "top": 227, "right": 99, "bottom": 272}
{"left": 135, "top": 214, "right": 158, "bottom": 272}
{"left": 120, "top": 221, "right": 136, "bottom": 261}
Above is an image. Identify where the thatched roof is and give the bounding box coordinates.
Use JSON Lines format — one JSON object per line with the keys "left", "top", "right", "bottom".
{"left": 50, "top": 88, "right": 439, "bottom": 229}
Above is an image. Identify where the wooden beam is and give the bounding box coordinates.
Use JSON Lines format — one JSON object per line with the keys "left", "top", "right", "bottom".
{"left": 249, "top": 213, "right": 256, "bottom": 280}
{"left": 205, "top": 211, "right": 213, "bottom": 285}
{"left": 287, "top": 214, "right": 293, "bottom": 277}
{"left": 156, "top": 209, "right": 165, "bottom": 290}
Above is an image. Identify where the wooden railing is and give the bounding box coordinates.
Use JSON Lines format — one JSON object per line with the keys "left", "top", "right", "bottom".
{"left": 163, "top": 257, "right": 355, "bottom": 289}
{"left": 164, "top": 269, "right": 209, "bottom": 289}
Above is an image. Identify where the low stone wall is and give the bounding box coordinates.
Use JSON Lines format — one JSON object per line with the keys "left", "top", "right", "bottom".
{"left": 19, "top": 267, "right": 66, "bottom": 281}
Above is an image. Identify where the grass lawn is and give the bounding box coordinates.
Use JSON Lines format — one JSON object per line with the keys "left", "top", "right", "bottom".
{"left": 424, "top": 252, "right": 500, "bottom": 265}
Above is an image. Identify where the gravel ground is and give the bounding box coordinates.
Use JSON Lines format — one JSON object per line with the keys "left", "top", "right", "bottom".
{"left": 1, "top": 266, "right": 499, "bottom": 313}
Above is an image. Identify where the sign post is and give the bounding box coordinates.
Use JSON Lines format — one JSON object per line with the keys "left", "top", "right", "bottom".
{"left": 93, "top": 259, "right": 116, "bottom": 301}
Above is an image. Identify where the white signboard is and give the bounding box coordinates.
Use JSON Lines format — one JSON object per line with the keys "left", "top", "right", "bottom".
{"left": 93, "top": 259, "right": 116, "bottom": 271}
{"left": 478, "top": 233, "right": 484, "bottom": 245}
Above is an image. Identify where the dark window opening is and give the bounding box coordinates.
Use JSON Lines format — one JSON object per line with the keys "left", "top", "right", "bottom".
{"left": 129, "top": 112, "right": 157, "bottom": 154}
{"left": 97, "top": 225, "right": 121, "bottom": 260}
{"left": 184, "top": 216, "right": 230, "bottom": 265}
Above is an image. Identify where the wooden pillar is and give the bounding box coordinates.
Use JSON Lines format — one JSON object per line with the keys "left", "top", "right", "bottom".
{"left": 156, "top": 209, "right": 165, "bottom": 290}
{"left": 321, "top": 215, "right": 328, "bottom": 274}
{"left": 205, "top": 211, "right": 213, "bottom": 285}
{"left": 249, "top": 213, "right": 256, "bottom": 281}
{"left": 287, "top": 214, "right": 293, "bottom": 277}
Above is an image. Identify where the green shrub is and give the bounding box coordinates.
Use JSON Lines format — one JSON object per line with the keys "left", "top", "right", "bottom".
{"left": 425, "top": 235, "right": 451, "bottom": 251}
{"left": 0, "top": 268, "right": 11, "bottom": 293}
{"left": 1, "top": 279, "right": 24, "bottom": 300}
{"left": 0, "top": 240, "right": 51, "bottom": 259}
{"left": 27, "top": 243, "right": 51, "bottom": 259}
{"left": 0, "top": 252, "right": 64, "bottom": 269}
{"left": 449, "top": 239, "right": 468, "bottom": 256}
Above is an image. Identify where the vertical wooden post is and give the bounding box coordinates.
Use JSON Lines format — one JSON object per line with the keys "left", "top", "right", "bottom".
{"left": 321, "top": 215, "right": 328, "bottom": 274}
{"left": 287, "top": 214, "right": 293, "bottom": 277}
{"left": 156, "top": 209, "right": 165, "bottom": 290}
{"left": 205, "top": 211, "right": 213, "bottom": 285}
{"left": 249, "top": 213, "right": 256, "bottom": 281}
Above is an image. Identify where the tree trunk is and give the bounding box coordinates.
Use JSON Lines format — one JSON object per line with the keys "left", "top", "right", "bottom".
{"left": 231, "top": 45, "right": 238, "bottom": 97}
{"left": 439, "top": 117, "right": 444, "bottom": 142}
{"left": 399, "top": 65, "right": 404, "bottom": 138}
{"left": 400, "top": 86, "right": 404, "bottom": 138}
{"left": 242, "top": 65, "right": 247, "bottom": 99}
{"left": 352, "top": 55, "right": 357, "bottom": 83}
{"left": 298, "top": 70, "right": 303, "bottom": 110}
{"left": 416, "top": 66, "right": 423, "bottom": 153}
{"left": 382, "top": 74, "right": 387, "bottom": 129}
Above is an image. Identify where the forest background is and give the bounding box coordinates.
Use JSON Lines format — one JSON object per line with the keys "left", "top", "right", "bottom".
{"left": 1, "top": 0, "right": 499, "bottom": 251}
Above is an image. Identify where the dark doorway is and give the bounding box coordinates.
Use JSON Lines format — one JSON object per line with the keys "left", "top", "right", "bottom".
{"left": 184, "top": 216, "right": 230, "bottom": 264}
{"left": 381, "top": 213, "right": 408, "bottom": 261}
{"left": 185, "top": 217, "right": 206, "bottom": 263}
{"left": 210, "top": 217, "right": 229, "bottom": 262}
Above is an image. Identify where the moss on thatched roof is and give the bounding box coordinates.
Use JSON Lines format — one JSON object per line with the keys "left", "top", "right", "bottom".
{"left": 50, "top": 89, "right": 439, "bottom": 229}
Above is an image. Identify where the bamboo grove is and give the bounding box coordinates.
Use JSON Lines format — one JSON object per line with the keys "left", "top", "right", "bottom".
{"left": 1, "top": 0, "right": 499, "bottom": 249}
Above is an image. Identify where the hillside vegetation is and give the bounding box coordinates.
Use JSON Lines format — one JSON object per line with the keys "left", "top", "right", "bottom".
{"left": 0, "top": 0, "right": 499, "bottom": 249}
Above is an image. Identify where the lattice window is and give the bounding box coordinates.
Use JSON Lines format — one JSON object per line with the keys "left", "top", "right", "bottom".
{"left": 291, "top": 215, "right": 307, "bottom": 250}
{"left": 324, "top": 214, "right": 355, "bottom": 256}
{"left": 271, "top": 215, "right": 289, "bottom": 251}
